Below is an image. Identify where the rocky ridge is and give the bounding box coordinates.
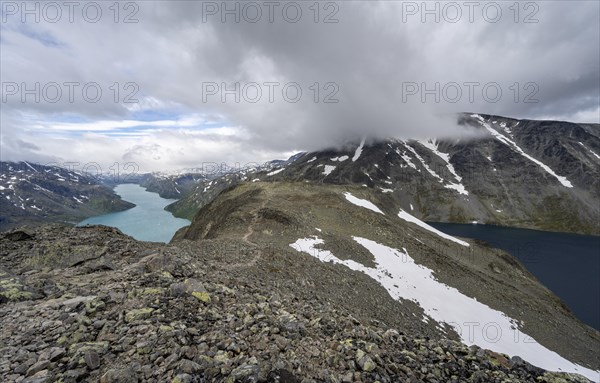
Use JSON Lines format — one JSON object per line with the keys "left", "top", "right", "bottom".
{"left": 0, "top": 224, "right": 596, "bottom": 383}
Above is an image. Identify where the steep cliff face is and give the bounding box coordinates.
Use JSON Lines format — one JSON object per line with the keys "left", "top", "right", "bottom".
{"left": 168, "top": 114, "right": 600, "bottom": 235}
{"left": 0, "top": 162, "right": 134, "bottom": 230}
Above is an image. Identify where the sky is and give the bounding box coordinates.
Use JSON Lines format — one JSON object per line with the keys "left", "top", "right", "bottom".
{"left": 1, "top": 0, "right": 599, "bottom": 172}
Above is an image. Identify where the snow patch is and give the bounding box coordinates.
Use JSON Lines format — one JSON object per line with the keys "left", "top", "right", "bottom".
{"left": 289, "top": 236, "right": 599, "bottom": 382}
{"left": 444, "top": 183, "right": 469, "bottom": 195}
{"left": 418, "top": 139, "right": 469, "bottom": 195}
{"left": 307, "top": 156, "right": 317, "bottom": 163}
{"left": 267, "top": 168, "right": 285, "bottom": 176}
{"left": 352, "top": 138, "right": 365, "bottom": 162}
{"left": 290, "top": 236, "right": 334, "bottom": 263}
{"left": 472, "top": 114, "right": 573, "bottom": 188}
{"left": 403, "top": 142, "right": 444, "bottom": 182}
{"left": 394, "top": 147, "right": 417, "bottom": 170}
{"left": 331, "top": 155, "right": 349, "bottom": 162}
{"left": 323, "top": 165, "right": 336, "bottom": 176}
{"left": 24, "top": 161, "right": 37, "bottom": 172}
{"left": 579, "top": 142, "right": 600, "bottom": 160}
{"left": 343, "top": 192, "right": 384, "bottom": 215}
{"left": 397, "top": 209, "right": 469, "bottom": 247}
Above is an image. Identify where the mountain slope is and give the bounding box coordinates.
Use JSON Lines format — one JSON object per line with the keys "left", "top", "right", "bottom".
{"left": 173, "top": 181, "right": 599, "bottom": 379}
{"left": 168, "top": 114, "right": 600, "bottom": 235}
{"left": 0, "top": 219, "right": 597, "bottom": 382}
{"left": 0, "top": 162, "right": 134, "bottom": 230}
{"left": 138, "top": 173, "right": 209, "bottom": 199}
{"left": 165, "top": 158, "right": 302, "bottom": 220}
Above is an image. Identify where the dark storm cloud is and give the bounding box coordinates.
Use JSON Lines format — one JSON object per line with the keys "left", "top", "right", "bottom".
{"left": 1, "top": 0, "right": 598, "bottom": 169}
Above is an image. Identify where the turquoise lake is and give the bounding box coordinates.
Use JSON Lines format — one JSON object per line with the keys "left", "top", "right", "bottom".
{"left": 78, "top": 184, "right": 190, "bottom": 243}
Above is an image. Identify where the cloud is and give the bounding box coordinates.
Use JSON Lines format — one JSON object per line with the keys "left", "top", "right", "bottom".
{"left": 39, "top": 115, "right": 208, "bottom": 132}
{"left": 1, "top": 1, "right": 598, "bottom": 171}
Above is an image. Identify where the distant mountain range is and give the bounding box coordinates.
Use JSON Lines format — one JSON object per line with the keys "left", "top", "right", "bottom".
{"left": 0, "top": 162, "right": 134, "bottom": 230}
{"left": 166, "top": 113, "right": 600, "bottom": 235}
{"left": 2, "top": 114, "right": 598, "bottom": 235}
{"left": 1, "top": 113, "right": 599, "bottom": 382}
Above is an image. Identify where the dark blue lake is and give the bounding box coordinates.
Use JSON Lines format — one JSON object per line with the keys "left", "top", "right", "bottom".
{"left": 428, "top": 222, "right": 600, "bottom": 331}
{"left": 79, "top": 184, "right": 190, "bottom": 243}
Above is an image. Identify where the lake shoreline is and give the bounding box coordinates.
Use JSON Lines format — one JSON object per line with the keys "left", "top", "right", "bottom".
{"left": 78, "top": 183, "right": 190, "bottom": 243}
{"left": 429, "top": 222, "right": 600, "bottom": 331}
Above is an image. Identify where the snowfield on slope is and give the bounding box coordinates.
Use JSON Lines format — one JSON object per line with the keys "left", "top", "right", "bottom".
{"left": 579, "top": 142, "right": 600, "bottom": 160}
{"left": 290, "top": 236, "right": 599, "bottom": 382}
{"left": 331, "top": 155, "right": 349, "bottom": 162}
{"left": 353, "top": 138, "right": 366, "bottom": 162}
{"left": 403, "top": 142, "right": 444, "bottom": 183}
{"left": 266, "top": 168, "right": 285, "bottom": 176}
{"left": 390, "top": 142, "right": 417, "bottom": 170}
{"left": 323, "top": 165, "right": 336, "bottom": 176}
{"left": 472, "top": 114, "right": 573, "bottom": 188}
{"left": 397, "top": 209, "right": 469, "bottom": 247}
{"left": 343, "top": 192, "right": 385, "bottom": 215}
{"left": 418, "top": 139, "right": 469, "bottom": 196}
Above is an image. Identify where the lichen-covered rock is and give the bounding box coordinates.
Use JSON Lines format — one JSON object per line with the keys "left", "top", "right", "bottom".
{"left": 356, "top": 350, "right": 377, "bottom": 372}
{"left": 0, "top": 271, "right": 36, "bottom": 302}
{"left": 124, "top": 308, "right": 154, "bottom": 323}
{"left": 169, "top": 277, "right": 212, "bottom": 302}
{"left": 100, "top": 367, "right": 138, "bottom": 383}
{"left": 69, "top": 342, "right": 109, "bottom": 362}
{"left": 227, "top": 364, "right": 261, "bottom": 382}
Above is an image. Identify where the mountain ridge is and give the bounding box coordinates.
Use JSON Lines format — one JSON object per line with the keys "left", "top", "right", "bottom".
{"left": 0, "top": 161, "right": 134, "bottom": 231}
{"left": 171, "top": 181, "right": 600, "bottom": 376}
{"left": 166, "top": 113, "right": 600, "bottom": 235}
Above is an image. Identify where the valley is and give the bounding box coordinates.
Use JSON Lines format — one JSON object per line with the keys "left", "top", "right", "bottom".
{"left": 78, "top": 184, "right": 190, "bottom": 243}
{"left": 1, "top": 114, "right": 599, "bottom": 382}
{"left": 3, "top": 2, "right": 598, "bottom": 381}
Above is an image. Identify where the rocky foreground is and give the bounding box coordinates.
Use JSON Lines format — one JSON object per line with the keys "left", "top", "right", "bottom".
{"left": 0, "top": 225, "right": 594, "bottom": 383}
